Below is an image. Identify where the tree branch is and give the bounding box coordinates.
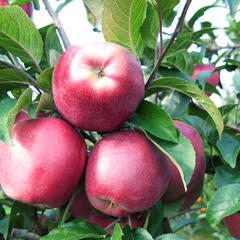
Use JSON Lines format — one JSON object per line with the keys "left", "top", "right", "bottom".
{"left": 145, "top": 0, "right": 192, "bottom": 89}
{"left": 226, "top": 124, "right": 240, "bottom": 134}
{"left": 206, "top": 44, "right": 240, "bottom": 52}
{"left": 167, "top": 204, "right": 207, "bottom": 220}
{"left": 0, "top": 59, "right": 52, "bottom": 95}
{"left": 11, "top": 228, "right": 40, "bottom": 240}
{"left": 42, "top": 0, "right": 71, "bottom": 50}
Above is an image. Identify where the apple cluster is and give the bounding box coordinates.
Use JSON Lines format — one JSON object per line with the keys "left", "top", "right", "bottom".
{"left": 0, "top": 42, "right": 207, "bottom": 232}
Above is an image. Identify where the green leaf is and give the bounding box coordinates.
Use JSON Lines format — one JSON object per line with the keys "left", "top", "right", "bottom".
{"left": 10, "top": 0, "right": 32, "bottom": 5}
{"left": 130, "top": 228, "right": 153, "bottom": 240}
{"left": 224, "top": 58, "right": 240, "bottom": 67}
{"left": 141, "top": 3, "right": 159, "bottom": 49}
{"left": 0, "top": 215, "right": 10, "bottom": 239}
{"left": 102, "top": 0, "right": 147, "bottom": 58}
{"left": 162, "top": 91, "right": 191, "bottom": 117}
{"left": 163, "top": 49, "right": 194, "bottom": 75}
{"left": 225, "top": 0, "right": 240, "bottom": 17}
{"left": 155, "top": 233, "right": 188, "bottom": 240}
{"left": 0, "top": 68, "right": 29, "bottom": 85}
{"left": 36, "top": 92, "right": 56, "bottom": 114}
{"left": 37, "top": 67, "right": 53, "bottom": 92}
{"left": 214, "top": 165, "right": 240, "bottom": 189}
{"left": 45, "top": 25, "right": 64, "bottom": 67}
{"left": 147, "top": 200, "right": 164, "bottom": 238}
{"left": 163, "top": 197, "right": 185, "bottom": 218}
{"left": 188, "top": 5, "right": 217, "bottom": 28}
{"left": 206, "top": 184, "right": 240, "bottom": 225}
{"left": 129, "top": 100, "right": 178, "bottom": 143}
{"left": 145, "top": 77, "right": 224, "bottom": 137}
{"left": 41, "top": 219, "right": 107, "bottom": 240}
{"left": 158, "top": 0, "right": 179, "bottom": 27}
{"left": 0, "top": 88, "right": 32, "bottom": 144}
{"left": 219, "top": 104, "right": 238, "bottom": 120}
{"left": 0, "top": 6, "right": 43, "bottom": 65}
{"left": 144, "top": 131, "right": 195, "bottom": 191}
{"left": 83, "top": 0, "right": 104, "bottom": 26}
{"left": 233, "top": 71, "right": 240, "bottom": 93}
{"left": 170, "top": 218, "right": 197, "bottom": 233}
{"left": 112, "top": 223, "right": 123, "bottom": 240}
{"left": 216, "top": 133, "right": 240, "bottom": 168}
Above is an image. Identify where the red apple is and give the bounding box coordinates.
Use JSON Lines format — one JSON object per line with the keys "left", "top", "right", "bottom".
{"left": 224, "top": 212, "right": 240, "bottom": 238}
{"left": 85, "top": 130, "right": 170, "bottom": 217}
{"left": 192, "top": 64, "right": 219, "bottom": 96}
{"left": 52, "top": 42, "right": 145, "bottom": 132}
{"left": 0, "top": 0, "right": 33, "bottom": 18}
{"left": 162, "top": 120, "right": 206, "bottom": 210}
{"left": 0, "top": 117, "right": 87, "bottom": 208}
{"left": 69, "top": 188, "right": 94, "bottom": 219}
{"left": 15, "top": 107, "right": 45, "bottom": 123}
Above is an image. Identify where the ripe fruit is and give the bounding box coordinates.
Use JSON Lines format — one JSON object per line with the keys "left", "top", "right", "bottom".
{"left": 85, "top": 130, "right": 170, "bottom": 217}
{"left": 0, "top": 117, "right": 87, "bottom": 208}
{"left": 224, "top": 212, "right": 240, "bottom": 238}
{"left": 0, "top": 0, "right": 33, "bottom": 18}
{"left": 52, "top": 42, "right": 144, "bottom": 132}
{"left": 192, "top": 64, "right": 219, "bottom": 96}
{"left": 162, "top": 120, "right": 206, "bottom": 210}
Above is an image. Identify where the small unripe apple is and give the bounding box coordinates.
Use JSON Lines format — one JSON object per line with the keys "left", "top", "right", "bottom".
{"left": 192, "top": 64, "right": 219, "bottom": 96}
{"left": 85, "top": 130, "right": 170, "bottom": 217}
{"left": 52, "top": 42, "right": 145, "bottom": 132}
{"left": 162, "top": 120, "right": 206, "bottom": 210}
{"left": 0, "top": 117, "right": 87, "bottom": 208}
{"left": 224, "top": 212, "right": 240, "bottom": 238}
{"left": 0, "top": 0, "right": 33, "bottom": 18}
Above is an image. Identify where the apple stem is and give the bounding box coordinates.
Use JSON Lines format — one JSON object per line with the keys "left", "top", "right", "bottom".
{"left": 167, "top": 204, "right": 208, "bottom": 220}
{"left": 104, "top": 218, "right": 121, "bottom": 231}
{"left": 145, "top": 0, "right": 192, "bottom": 90}
{"left": 42, "top": 0, "right": 71, "bottom": 50}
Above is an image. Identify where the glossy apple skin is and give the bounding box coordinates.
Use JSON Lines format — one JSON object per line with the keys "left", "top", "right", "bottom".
{"left": 52, "top": 42, "right": 145, "bottom": 132}
{"left": 0, "top": 0, "right": 33, "bottom": 18}
{"left": 0, "top": 117, "right": 87, "bottom": 208}
{"left": 224, "top": 212, "right": 240, "bottom": 238}
{"left": 192, "top": 64, "right": 219, "bottom": 96}
{"left": 162, "top": 120, "right": 206, "bottom": 210}
{"left": 85, "top": 130, "right": 170, "bottom": 217}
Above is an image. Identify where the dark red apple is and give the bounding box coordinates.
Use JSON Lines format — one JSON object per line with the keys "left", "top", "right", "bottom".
{"left": 192, "top": 64, "right": 219, "bottom": 96}
{"left": 52, "top": 42, "right": 145, "bottom": 132}
{"left": 224, "top": 212, "right": 240, "bottom": 238}
{"left": 0, "top": 117, "right": 87, "bottom": 208}
{"left": 69, "top": 188, "right": 94, "bottom": 219}
{"left": 0, "top": 0, "right": 33, "bottom": 18}
{"left": 162, "top": 120, "right": 206, "bottom": 210}
{"left": 85, "top": 130, "right": 170, "bottom": 217}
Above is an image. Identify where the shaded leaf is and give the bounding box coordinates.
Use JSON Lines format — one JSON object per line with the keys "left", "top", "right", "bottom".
{"left": 206, "top": 184, "right": 240, "bottom": 225}
{"left": 233, "top": 71, "right": 240, "bottom": 93}
{"left": 129, "top": 100, "right": 178, "bottom": 143}
{"left": 145, "top": 77, "right": 224, "bottom": 137}
{"left": 0, "top": 69, "right": 29, "bottom": 85}
{"left": 171, "top": 218, "right": 197, "bottom": 233}
{"left": 225, "top": 0, "right": 240, "bottom": 17}
{"left": 37, "top": 67, "right": 53, "bottom": 92}
{"left": 55, "top": 0, "right": 74, "bottom": 14}
{"left": 0, "top": 88, "right": 32, "bottom": 144}
{"left": 214, "top": 165, "right": 240, "bottom": 189}
{"left": 216, "top": 133, "right": 240, "bottom": 168}
{"left": 156, "top": 233, "right": 188, "bottom": 240}
{"left": 102, "top": 0, "right": 147, "bottom": 58}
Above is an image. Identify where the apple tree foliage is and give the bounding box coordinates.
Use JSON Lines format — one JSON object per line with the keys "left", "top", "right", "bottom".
{"left": 0, "top": 0, "right": 239, "bottom": 239}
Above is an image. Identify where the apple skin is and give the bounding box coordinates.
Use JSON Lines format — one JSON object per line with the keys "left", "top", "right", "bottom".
{"left": 0, "top": 0, "right": 33, "bottom": 18}
{"left": 52, "top": 42, "right": 145, "bottom": 132}
{"left": 224, "top": 212, "right": 240, "bottom": 238}
{"left": 69, "top": 188, "right": 94, "bottom": 219}
{"left": 192, "top": 64, "right": 219, "bottom": 96}
{"left": 85, "top": 130, "right": 170, "bottom": 217}
{"left": 15, "top": 108, "right": 45, "bottom": 123}
{"left": 0, "top": 117, "right": 87, "bottom": 208}
{"left": 162, "top": 120, "right": 206, "bottom": 210}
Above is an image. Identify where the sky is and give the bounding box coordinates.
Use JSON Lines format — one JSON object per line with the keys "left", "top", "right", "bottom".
{"left": 33, "top": 0, "right": 237, "bottom": 106}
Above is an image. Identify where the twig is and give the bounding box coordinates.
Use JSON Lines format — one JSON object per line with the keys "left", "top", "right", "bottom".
{"left": 226, "top": 124, "right": 240, "bottom": 134}
{"left": 156, "top": 0, "right": 163, "bottom": 57}
{"left": 167, "top": 204, "right": 207, "bottom": 220}
{"left": 32, "top": 209, "right": 49, "bottom": 236}
{"left": 42, "top": 0, "right": 71, "bottom": 50}
{"left": 145, "top": 0, "right": 192, "bottom": 89}
{"left": 206, "top": 44, "right": 240, "bottom": 52}
{"left": 235, "top": 97, "right": 240, "bottom": 128}
{"left": 11, "top": 228, "right": 40, "bottom": 240}
{"left": 0, "top": 59, "right": 52, "bottom": 95}
{"left": 81, "top": 131, "right": 97, "bottom": 144}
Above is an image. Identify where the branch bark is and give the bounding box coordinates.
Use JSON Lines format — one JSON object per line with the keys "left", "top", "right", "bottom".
{"left": 42, "top": 0, "right": 71, "bottom": 50}
{"left": 145, "top": 0, "right": 192, "bottom": 89}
